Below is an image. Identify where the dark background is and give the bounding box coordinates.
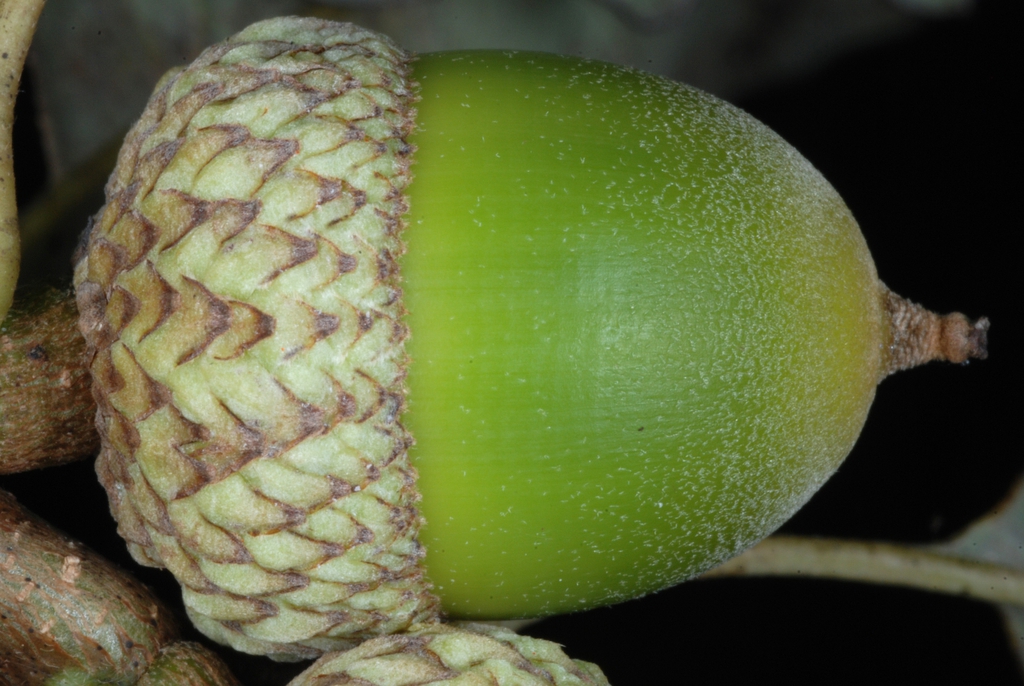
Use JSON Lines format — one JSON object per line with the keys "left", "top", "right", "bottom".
{"left": 4, "top": 0, "right": 1020, "bottom": 684}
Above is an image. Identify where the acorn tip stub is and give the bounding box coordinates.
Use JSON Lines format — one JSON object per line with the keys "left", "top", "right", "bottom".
{"left": 882, "top": 286, "right": 989, "bottom": 377}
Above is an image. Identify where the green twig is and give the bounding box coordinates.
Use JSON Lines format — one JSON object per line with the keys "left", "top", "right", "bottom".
{"left": 0, "top": 0, "right": 46, "bottom": 323}
{"left": 702, "top": 534, "right": 1024, "bottom": 608}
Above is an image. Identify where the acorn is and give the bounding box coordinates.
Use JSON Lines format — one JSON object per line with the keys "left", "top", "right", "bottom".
{"left": 73, "top": 16, "right": 987, "bottom": 661}
{"left": 290, "top": 623, "right": 608, "bottom": 685}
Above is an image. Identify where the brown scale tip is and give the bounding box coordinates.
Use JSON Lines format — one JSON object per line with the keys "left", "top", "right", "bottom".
{"left": 882, "top": 286, "right": 989, "bottom": 377}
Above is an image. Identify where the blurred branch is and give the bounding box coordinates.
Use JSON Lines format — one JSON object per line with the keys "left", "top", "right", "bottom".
{"left": 0, "top": 487, "right": 179, "bottom": 684}
{"left": 0, "top": 287, "right": 96, "bottom": 474}
{"left": 703, "top": 534, "right": 1024, "bottom": 608}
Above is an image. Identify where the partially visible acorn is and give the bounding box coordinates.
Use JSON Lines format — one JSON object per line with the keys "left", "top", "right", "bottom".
{"left": 73, "top": 16, "right": 987, "bottom": 661}
{"left": 135, "top": 642, "right": 241, "bottom": 686}
{"left": 290, "top": 623, "right": 608, "bottom": 686}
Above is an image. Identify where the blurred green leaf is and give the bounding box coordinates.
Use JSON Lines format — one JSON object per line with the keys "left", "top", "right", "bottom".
{"left": 935, "top": 477, "right": 1024, "bottom": 674}
{"left": 30, "top": 0, "right": 922, "bottom": 184}
{"left": 890, "top": 0, "right": 973, "bottom": 15}
{"left": 31, "top": 0, "right": 311, "bottom": 178}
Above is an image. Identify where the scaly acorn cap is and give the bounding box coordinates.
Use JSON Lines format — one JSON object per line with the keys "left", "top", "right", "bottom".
{"left": 74, "top": 17, "right": 438, "bottom": 660}
{"left": 290, "top": 623, "right": 609, "bottom": 686}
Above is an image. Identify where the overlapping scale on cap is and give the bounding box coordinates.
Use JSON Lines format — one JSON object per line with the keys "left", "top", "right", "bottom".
{"left": 291, "top": 623, "right": 610, "bottom": 685}
{"left": 74, "top": 16, "right": 438, "bottom": 661}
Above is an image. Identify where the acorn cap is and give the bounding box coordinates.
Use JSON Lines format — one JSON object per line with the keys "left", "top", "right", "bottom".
{"left": 290, "top": 622, "right": 609, "bottom": 685}
{"left": 74, "top": 16, "right": 438, "bottom": 660}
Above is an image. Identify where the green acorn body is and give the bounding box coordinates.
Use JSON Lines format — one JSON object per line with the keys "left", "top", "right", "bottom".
{"left": 74, "top": 17, "right": 983, "bottom": 660}
{"left": 403, "top": 50, "right": 882, "bottom": 619}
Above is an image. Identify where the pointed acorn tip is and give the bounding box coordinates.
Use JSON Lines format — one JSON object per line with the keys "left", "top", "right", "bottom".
{"left": 881, "top": 286, "right": 989, "bottom": 378}
{"left": 938, "top": 312, "right": 989, "bottom": 364}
